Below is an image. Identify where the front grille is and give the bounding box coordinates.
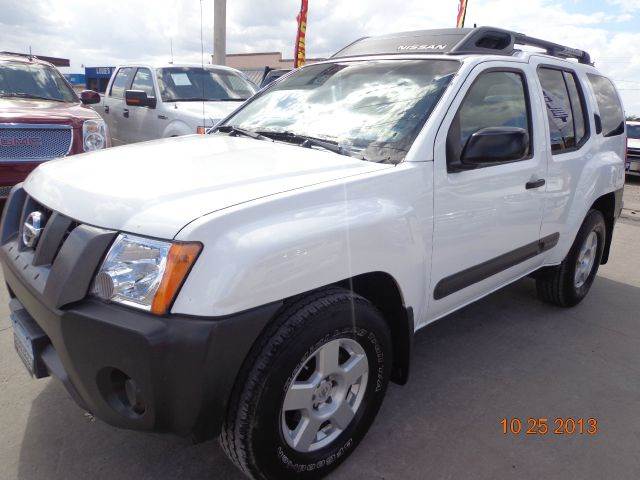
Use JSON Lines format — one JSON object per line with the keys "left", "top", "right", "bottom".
{"left": 0, "top": 185, "right": 12, "bottom": 197}
{"left": 0, "top": 124, "right": 73, "bottom": 161}
{"left": 1, "top": 187, "right": 117, "bottom": 310}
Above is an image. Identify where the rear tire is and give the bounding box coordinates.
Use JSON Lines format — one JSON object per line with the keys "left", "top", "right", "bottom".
{"left": 536, "top": 209, "right": 606, "bottom": 307}
{"left": 220, "top": 287, "right": 392, "bottom": 479}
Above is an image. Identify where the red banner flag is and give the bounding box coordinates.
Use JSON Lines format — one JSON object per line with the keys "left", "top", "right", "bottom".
{"left": 456, "top": 0, "right": 468, "bottom": 28}
{"left": 294, "top": 0, "right": 309, "bottom": 68}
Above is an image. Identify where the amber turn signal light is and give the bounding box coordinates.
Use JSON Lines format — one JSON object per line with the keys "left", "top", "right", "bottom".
{"left": 151, "top": 242, "right": 202, "bottom": 315}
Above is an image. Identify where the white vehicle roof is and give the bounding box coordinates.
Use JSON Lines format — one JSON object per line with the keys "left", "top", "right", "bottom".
{"left": 112, "top": 62, "right": 246, "bottom": 75}
{"left": 325, "top": 26, "right": 602, "bottom": 75}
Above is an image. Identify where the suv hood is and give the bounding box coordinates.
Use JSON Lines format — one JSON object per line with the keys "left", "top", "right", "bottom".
{"left": 0, "top": 98, "right": 99, "bottom": 126}
{"left": 24, "top": 134, "right": 392, "bottom": 238}
{"left": 171, "top": 101, "right": 244, "bottom": 124}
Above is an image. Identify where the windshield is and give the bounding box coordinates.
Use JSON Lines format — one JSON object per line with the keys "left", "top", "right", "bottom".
{"left": 0, "top": 60, "right": 78, "bottom": 102}
{"left": 628, "top": 124, "right": 640, "bottom": 139}
{"left": 223, "top": 59, "right": 460, "bottom": 163}
{"left": 157, "top": 67, "right": 256, "bottom": 102}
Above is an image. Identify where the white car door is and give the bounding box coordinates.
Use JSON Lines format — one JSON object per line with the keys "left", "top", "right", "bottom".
{"left": 428, "top": 62, "right": 549, "bottom": 320}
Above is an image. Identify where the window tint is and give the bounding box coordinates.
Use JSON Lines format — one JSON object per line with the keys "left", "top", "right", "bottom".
{"left": 628, "top": 124, "right": 640, "bottom": 139}
{"left": 587, "top": 74, "right": 624, "bottom": 137}
{"left": 156, "top": 67, "right": 256, "bottom": 102}
{"left": 538, "top": 68, "right": 575, "bottom": 151}
{"left": 0, "top": 61, "right": 77, "bottom": 102}
{"left": 447, "top": 71, "right": 531, "bottom": 166}
{"left": 110, "top": 67, "right": 134, "bottom": 97}
{"left": 131, "top": 68, "right": 155, "bottom": 97}
{"left": 564, "top": 72, "right": 587, "bottom": 143}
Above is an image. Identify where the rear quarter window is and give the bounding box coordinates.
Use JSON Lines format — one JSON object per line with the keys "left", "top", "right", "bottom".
{"left": 587, "top": 74, "right": 624, "bottom": 137}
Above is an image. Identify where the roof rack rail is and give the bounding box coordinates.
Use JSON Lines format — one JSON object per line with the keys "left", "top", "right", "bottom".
{"left": 331, "top": 27, "right": 591, "bottom": 65}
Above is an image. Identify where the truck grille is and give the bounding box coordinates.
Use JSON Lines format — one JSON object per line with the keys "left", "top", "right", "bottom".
{"left": 1, "top": 187, "right": 116, "bottom": 310}
{"left": 0, "top": 124, "right": 73, "bottom": 161}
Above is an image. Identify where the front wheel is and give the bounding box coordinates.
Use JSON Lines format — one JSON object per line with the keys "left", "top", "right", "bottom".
{"left": 221, "top": 287, "right": 392, "bottom": 479}
{"left": 536, "top": 209, "right": 606, "bottom": 307}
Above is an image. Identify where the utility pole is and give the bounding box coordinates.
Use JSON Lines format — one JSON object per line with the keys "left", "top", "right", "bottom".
{"left": 213, "top": 0, "right": 226, "bottom": 65}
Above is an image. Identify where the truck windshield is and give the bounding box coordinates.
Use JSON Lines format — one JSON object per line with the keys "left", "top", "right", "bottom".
{"left": 223, "top": 59, "right": 460, "bottom": 164}
{"left": 157, "top": 67, "right": 256, "bottom": 102}
{"left": 628, "top": 124, "right": 640, "bottom": 139}
{"left": 0, "top": 60, "right": 78, "bottom": 102}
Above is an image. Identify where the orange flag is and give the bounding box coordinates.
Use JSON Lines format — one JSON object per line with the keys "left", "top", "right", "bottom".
{"left": 456, "top": 0, "right": 468, "bottom": 28}
{"left": 294, "top": 0, "right": 309, "bottom": 68}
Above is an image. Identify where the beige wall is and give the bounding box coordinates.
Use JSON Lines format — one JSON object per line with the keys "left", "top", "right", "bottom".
{"left": 220, "top": 52, "right": 324, "bottom": 70}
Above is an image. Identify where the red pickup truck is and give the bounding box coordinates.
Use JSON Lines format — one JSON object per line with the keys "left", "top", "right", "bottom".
{"left": 0, "top": 53, "right": 109, "bottom": 206}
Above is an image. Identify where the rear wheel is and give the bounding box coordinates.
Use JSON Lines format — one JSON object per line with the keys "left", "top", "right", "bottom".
{"left": 536, "top": 210, "right": 606, "bottom": 307}
{"left": 221, "top": 287, "right": 392, "bottom": 479}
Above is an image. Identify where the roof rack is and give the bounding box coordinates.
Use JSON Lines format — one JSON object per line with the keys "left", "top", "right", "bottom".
{"left": 331, "top": 27, "right": 591, "bottom": 65}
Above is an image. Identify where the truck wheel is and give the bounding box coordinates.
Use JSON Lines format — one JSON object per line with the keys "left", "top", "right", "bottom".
{"left": 536, "top": 209, "right": 606, "bottom": 307}
{"left": 220, "top": 287, "right": 392, "bottom": 479}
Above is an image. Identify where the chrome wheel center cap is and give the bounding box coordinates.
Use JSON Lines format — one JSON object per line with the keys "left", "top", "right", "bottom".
{"left": 314, "top": 379, "right": 332, "bottom": 404}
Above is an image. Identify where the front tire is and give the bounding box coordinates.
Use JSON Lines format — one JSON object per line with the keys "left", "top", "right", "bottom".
{"left": 221, "top": 287, "right": 392, "bottom": 479}
{"left": 536, "top": 209, "right": 606, "bottom": 307}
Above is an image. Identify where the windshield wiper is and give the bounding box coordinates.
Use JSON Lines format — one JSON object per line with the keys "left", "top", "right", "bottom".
{"left": 165, "top": 98, "right": 247, "bottom": 102}
{"left": 0, "top": 92, "right": 64, "bottom": 102}
{"left": 214, "top": 125, "right": 271, "bottom": 141}
{"left": 257, "top": 131, "right": 343, "bottom": 155}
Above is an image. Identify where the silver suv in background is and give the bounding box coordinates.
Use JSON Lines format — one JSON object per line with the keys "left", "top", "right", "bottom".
{"left": 626, "top": 121, "right": 640, "bottom": 176}
{"left": 97, "top": 63, "right": 256, "bottom": 145}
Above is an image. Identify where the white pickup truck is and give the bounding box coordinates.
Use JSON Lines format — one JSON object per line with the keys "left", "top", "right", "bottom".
{"left": 97, "top": 63, "right": 256, "bottom": 145}
{"left": 1, "top": 27, "right": 625, "bottom": 480}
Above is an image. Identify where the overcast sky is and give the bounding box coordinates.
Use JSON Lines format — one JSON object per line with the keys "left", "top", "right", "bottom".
{"left": 2, "top": 0, "right": 640, "bottom": 113}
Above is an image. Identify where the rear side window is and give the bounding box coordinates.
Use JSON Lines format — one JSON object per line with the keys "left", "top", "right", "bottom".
{"left": 447, "top": 70, "right": 531, "bottom": 167}
{"left": 538, "top": 67, "right": 588, "bottom": 153}
{"left": 110, "top": 67, "right": 134, "bottom": 98}
{"left": 587, "top": 74, "right": 624, "bottom": 137}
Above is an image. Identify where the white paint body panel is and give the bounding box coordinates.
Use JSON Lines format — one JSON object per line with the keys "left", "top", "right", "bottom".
{"left": 23, "top": 52, "right": 625, "bottom": 325}
{"left": 24, "top": 135, "right": 391, "bottom": 239}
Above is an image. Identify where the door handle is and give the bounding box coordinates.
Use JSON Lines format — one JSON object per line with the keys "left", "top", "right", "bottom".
{"left": 123, "top": 109, "right": 129, "bottom": 118}
{"left": 526, "top": 178, "right": 546, "bottom": 189}
{"left": 104, "top": 105, "right": 109, "bottom": 114}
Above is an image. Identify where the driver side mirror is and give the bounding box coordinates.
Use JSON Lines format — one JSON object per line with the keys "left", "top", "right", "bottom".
{"left": 125, "top": 90, "right": 157, "bottom": 108}
{"left": 80, "top": 90, "right": 101, "bottom": 105}
{"left": 459, "top": 127, "right": 530, "bottom": 168}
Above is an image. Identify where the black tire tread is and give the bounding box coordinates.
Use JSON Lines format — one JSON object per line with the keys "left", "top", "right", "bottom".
{"left": 536, "top": 209, "right": 605, "bottom": 308}
{"left": 220, "top": 286, "right": 377, "bottom": 480}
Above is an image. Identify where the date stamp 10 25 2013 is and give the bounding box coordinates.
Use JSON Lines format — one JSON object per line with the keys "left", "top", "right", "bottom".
{"left": 500, "top": 417, "right": 598, "bottom": 436}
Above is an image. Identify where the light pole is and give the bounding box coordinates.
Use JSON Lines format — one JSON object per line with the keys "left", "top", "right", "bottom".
{"left": 213, "top": 0, "right": 226, "bottom": 65}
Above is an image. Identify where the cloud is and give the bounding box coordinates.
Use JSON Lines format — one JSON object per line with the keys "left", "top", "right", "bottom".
{"left": 1, "top": 0, "right": 640, "bottom": 113}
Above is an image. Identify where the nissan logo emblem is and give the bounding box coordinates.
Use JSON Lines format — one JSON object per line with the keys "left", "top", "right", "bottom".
{"left": 22, "top": 211, "right": 44, "bottom": 248}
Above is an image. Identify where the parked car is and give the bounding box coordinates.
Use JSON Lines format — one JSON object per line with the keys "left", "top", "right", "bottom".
{"left": 259, "top": 67, "right": 291, "bottom": 89}
{"left": 626, "top": 120, "right": 640, "bottom": 176}
{"left": 95, "top": 63, "right": 257, "bottom": 145}
{"left": 1, "top": 27, "right": 625, "bottom": 479}
{"left": 0, "top": 53, "right": 109, "bottom": 206}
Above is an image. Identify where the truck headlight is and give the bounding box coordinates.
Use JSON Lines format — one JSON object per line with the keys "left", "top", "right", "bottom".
{"left": 83, "top": 119, "right": 108, "bottom": 151}
{"left": 92, "top": 234, "right": 201, "bottom": 315}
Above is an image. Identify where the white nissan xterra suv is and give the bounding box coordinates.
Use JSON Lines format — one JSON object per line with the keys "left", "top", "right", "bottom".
{"left": 1, "top": 27, "right": 625, "bottom": 479}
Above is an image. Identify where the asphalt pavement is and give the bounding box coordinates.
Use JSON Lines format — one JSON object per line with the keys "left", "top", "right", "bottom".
{"left": 1, "top": 179, "right": 639, "bottom": 480}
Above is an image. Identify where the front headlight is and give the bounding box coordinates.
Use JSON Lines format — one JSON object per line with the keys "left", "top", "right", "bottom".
{"left": 92, "top": 234, "right": 201, "bottom": 315}
{"left": 83, "top": 119, "right": 108, "bottom": 151}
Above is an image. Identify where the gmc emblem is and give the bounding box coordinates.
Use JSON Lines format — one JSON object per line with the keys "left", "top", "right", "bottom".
{"left": 0, "top": 137, "right": 43, "bottom": 147}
